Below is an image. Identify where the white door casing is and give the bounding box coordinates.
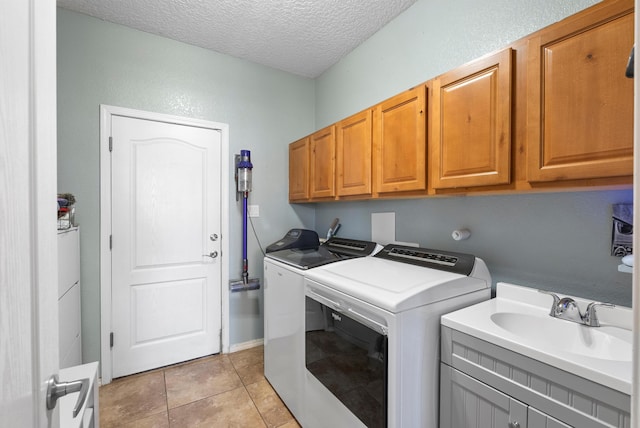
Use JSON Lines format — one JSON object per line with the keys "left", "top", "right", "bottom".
{"left": 0, "top": 0, "right": 59, "bottom": 425}
{"left": 100, "top": 106, "right": 230, "bottom": 383}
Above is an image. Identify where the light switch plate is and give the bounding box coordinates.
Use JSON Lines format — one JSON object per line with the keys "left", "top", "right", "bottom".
{"left": 248, "top": 205, "right": 259, "bottom": 217}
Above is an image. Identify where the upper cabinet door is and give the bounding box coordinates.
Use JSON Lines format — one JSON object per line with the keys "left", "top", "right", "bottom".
{"left": 373, "top": 86, "right": 427, "bottom": 193}
{"left": 309, "top": 125, "right": 336, "bottom": 199}
{"left": 336, "top": 109, "right": 372, "bottom": 197}
{"left": 527, "top": 0, "right": 634, "bottom": 182}
{"left": 431, "top": 48, "right": 513, "bottom": 189}
{"left": 288, "top": 137, "right": 310, "bottom": 201}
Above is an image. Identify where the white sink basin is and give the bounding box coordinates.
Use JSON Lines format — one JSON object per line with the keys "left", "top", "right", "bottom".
{"left": 441, "top": 282, "right": 633, "bottom": 395}
{"left": 490, "top": 312, "right": 632, "bottom": 362}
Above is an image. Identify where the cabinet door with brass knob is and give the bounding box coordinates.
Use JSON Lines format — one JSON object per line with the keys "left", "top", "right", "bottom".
{"left": 289, "top": 137, "right": 310, "bottom": 202}
{"left": 431, "top": 48, "right": 512, "bottom": 190}
{"left": 336, "top": 109, "right": 372, "bottom": 197}
{"left": 373, "top": 85, "right": 427, "bottom": 194}
{"left": 309, "top": 125, "right": 336, "bottom": 199}
{"left": 527, "top": 0, "right": 634, "bottom": 182}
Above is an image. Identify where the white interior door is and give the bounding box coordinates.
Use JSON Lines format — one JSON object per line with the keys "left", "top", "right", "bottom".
{"left": 0, "top": 0, "right": 59, "bottom": 425}
{"left": 110, "top": 115, "right": 223, "bottom": 378}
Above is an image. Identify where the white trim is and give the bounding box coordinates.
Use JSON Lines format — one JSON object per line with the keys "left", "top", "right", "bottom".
{"left": 229, "top": 338, "right": 264, "bottom": 353}
{"left": 99, "top": 105, "right": 230, "bottom": 384}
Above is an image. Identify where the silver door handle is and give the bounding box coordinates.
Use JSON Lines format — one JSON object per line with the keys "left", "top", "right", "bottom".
{"left": 203, "top": 251, "right": 218, "bottom": 258}
{"left": 46, "top": 374, "right": 90, "bottom": 417}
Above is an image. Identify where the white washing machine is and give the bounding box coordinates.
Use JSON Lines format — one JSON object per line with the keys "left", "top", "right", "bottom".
{"left": 263, "top": 236, "right": 378, "bottom": 425}
{"left": 303, "top": 244, "right": 492, "bottom": 428}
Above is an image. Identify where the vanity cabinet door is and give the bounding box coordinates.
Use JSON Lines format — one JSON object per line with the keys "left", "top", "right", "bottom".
{"left": 431, "top": 48, "right": 512, "bottom": 189}
{"left": 373, "top": 85, "right": 427, "bottom": 194}
{"left": 526, "top": 0, "right": 634, "bottom": 182}
{"left": 440, "top": 363, "right": 527, "bottom": 428}
{"left": 289, "top": 137, "right": 310, "bottom": 202}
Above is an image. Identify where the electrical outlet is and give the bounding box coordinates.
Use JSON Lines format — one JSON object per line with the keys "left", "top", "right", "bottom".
{"left": 248, "top": 205, "right": 260, "bottom": 217}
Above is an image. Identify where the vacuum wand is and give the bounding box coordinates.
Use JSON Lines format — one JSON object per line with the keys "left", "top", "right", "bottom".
{"left": 231, "top": 149, "right": 260, "bottom": 292}
{"left": 242, "top": 191, "right": 249, "bottom": 285}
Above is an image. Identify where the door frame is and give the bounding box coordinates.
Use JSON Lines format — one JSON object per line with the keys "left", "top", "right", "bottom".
{"left": 99, "top": 104, "right": 230, "bottom": 383}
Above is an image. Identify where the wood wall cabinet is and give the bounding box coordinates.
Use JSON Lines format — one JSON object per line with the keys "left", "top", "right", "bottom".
{"left": 288, "top": 137, "right": 310, "bottom": 201}
{"left": 309, "top": 125, "right": 336, "bottom": 199}
{"left": 431, "top": 48, "right": 512, "bottom": 189}
{"left": 373, "top": 86, "right": 427, "bottom": 194}
{"left": 527, "top": 0, "right": 634, "bottom": 183}
{"left": 336, "top": 109, "right": 372, "bottom": 197}
{"left": 287, "top": 0, "right": 633, "bottom": 203}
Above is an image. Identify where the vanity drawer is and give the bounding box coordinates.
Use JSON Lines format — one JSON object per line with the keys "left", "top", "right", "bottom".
{"left": 441, "top": 326, "right": 630, "bottom": 428}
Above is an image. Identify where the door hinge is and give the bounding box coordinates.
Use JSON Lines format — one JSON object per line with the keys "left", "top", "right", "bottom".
{"left": 219, "top": 329, "right": 222, "bottom": 350}
{"left": 110, "top": 332, "right": 114, "bottom": 348}
{"left": 109, "top": 235, "right": 112, "bottom": 250}
{"left": 109, "top": 136, "right": 113, "bottom": 152}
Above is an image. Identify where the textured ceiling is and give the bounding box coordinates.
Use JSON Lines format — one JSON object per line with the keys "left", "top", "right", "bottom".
{"left": 56, "top": 0, "right": 417, "bottom": 78}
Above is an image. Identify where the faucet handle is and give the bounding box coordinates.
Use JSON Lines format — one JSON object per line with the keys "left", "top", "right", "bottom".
{"left": 584, "top": 302, "right": 615, "bottom": 327}
{"left": 538, "top": 290, "right": 560, "bottom": 316}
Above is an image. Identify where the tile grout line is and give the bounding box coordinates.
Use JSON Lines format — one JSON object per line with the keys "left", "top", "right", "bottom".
{"left": 163, "top": 369, "right": 170, "bottom": 427}
{"left": 232, "top": 359, "right": 270, "bottom": 427}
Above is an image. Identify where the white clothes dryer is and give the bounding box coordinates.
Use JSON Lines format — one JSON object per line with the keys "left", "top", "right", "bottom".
{"left": 302, "top": 244, "right": 492, "bottom": 428}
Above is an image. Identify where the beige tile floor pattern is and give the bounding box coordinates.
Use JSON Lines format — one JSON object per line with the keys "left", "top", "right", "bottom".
{"left": 99, "top": 346, "right": 301, "bottom": 428}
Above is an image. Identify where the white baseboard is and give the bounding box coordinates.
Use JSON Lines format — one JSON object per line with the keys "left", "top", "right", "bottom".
{"left": 228, "top": 338, "right": 264, "bottom": 353}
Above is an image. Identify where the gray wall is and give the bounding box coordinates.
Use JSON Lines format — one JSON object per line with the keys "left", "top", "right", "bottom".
{"left": 314, "top": 192, "right": 632, "bottom": 305}
{"left": 57, "top": 8, "right": 315, "bottom": 363}
{"left": 313, "top": 0, "right": 632, "bottom": 305}
{"left": 315, "top": 0, "right": 602, "bottom": 126}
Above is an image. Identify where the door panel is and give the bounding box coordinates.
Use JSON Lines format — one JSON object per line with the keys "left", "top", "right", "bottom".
{"left": 1, "top": 0, "right": 58, "bottom": 425}
{"left": 111, "top": 115, "right": 222, "bottom": 378}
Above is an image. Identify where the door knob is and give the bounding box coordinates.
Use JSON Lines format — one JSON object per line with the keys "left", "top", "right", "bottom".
{"left": 210, "top": 234, "right": 219, "bottom": 241}
{"left": 203, "top": 251, "right": 218, "bottom": 258}
{"left": 46, "top": 374, "right": 89, "bottom": 417}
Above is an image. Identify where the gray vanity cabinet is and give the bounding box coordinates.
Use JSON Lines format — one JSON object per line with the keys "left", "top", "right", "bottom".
{"left": 440, "top": 326, "right": 631, "bottom": 428}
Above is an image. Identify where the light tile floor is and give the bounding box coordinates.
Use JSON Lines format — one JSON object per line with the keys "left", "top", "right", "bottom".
{"left": 99, "top": 346, "right": 301, "bottom": 428}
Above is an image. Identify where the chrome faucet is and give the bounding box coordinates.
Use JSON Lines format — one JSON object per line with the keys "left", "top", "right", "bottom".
{"left": 539, "top": 290, "right": 615, "bottom": 327}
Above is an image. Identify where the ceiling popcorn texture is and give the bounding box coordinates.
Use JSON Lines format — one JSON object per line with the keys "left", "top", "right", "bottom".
{"left": 56, "top": 0, "right": 417, "bottom": 78}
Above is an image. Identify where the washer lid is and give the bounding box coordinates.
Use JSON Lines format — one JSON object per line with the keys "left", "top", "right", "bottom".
{"left": 265, "top": 237, "right": 378, "bottom": 269}
{"left": 305, "top": 256, "right": 489, "bottom": 313}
